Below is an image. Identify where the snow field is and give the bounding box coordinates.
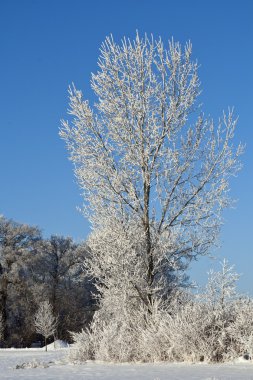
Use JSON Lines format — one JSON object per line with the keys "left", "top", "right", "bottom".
{"left": 0, "top": 348, "right": 253, "bottom": 380}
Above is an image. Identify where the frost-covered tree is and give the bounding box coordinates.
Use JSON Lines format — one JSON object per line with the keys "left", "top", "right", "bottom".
{"left": 60, "top": 33, "right": 242, "bottom": 362}
{"left": 203, "top": 259, "right": 240, "bottom": 310}
{"left": 34, "top": 301, "right": 58, "bottom": 351}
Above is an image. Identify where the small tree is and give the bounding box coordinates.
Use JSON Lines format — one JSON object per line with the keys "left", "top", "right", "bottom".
{"left": 34, "top": 301, "right": 58, "bottom": 351}
{"left": 204, "top": 259, "right": 240, "bottom": 310}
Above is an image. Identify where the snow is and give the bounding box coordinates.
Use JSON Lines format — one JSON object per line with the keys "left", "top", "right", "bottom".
{"left": 0, "top": 348, "right": 253, "bottom": 379}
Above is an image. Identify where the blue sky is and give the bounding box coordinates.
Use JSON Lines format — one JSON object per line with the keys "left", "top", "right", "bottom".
{"left": 0, "top": 0, "right": 252, "bottom": 292}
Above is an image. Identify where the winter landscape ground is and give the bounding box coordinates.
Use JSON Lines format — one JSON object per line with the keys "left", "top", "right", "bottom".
{"left": 0, "top": 346, "right": 253, "bottom": 380}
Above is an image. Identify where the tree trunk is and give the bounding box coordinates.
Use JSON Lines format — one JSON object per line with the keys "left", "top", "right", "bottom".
{"left": 143, "top": 175, "right": 153, "bottom": 309}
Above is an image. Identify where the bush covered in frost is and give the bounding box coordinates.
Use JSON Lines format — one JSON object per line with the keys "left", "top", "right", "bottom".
{"left": 70, "top": 261, "right": 253, "bottom": 363}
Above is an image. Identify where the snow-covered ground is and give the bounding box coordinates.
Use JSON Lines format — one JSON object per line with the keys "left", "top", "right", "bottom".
{"left": 1, "top": 347, "right": 253, "bottom": 379}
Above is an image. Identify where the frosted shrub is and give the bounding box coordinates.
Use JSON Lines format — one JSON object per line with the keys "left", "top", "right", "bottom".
{"left": 70, "top": 301, "right": 171, "bottom": 362}
{"left": 69, "top": 329, "right": 94, "bottom": 362}
{"left": 227, "top": 297, "right": 253, "bottom": 358}
{"left": 92, "top": 313, "right": 138, "bottom": 362}
{"left": 70, "top": 312, "right": 137, "bottom": 362}
{"left": 167, "top": 296, "right": 253, "bottom": 363}
{"left": 71, "top": 261, "right": 253, "bottom": 363}
{"left": 166, "top": 300, "right": 235, "bottom": 362}
{"left": 163, "top": 261, "right": 252, "bottom": 363}
{"left": 71, "top": 294, "right": 253, "bottom": 363}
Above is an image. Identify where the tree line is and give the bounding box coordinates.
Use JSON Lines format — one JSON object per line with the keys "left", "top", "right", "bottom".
{"left": 0, "top": 215, "right": 95, "bottom": 348}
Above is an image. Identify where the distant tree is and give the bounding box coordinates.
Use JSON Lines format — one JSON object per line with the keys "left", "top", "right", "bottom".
{"left": 34, "top": 236, "right": 94, "bottom": 340}
{"left": 34, "top": 301, "right": 58, "bottom": 351}
{"left": 0, "top": 215, "right": 41, "bottom": 344}
{"left": 44, "top": 236, "right": 82, "bottom": 312}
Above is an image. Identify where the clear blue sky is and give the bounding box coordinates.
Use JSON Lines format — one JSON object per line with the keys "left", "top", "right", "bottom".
{"left": 0, "top": 0, "right": 252, "bottom": 293}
